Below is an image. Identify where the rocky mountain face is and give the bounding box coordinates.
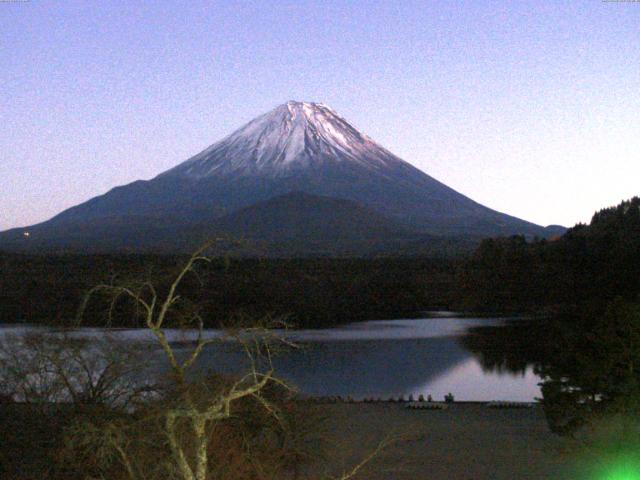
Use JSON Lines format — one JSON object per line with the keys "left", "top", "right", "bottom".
{"left": 0, "top": 101, "right": 561, "bottom": 254}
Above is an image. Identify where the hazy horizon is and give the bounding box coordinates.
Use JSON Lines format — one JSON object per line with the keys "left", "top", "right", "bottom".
{"left": 2, "top": 1, "right": 639, "bottom": 231}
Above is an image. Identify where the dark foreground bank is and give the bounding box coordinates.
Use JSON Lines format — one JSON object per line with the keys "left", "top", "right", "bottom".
{"left": 309, "top": 402, "right": 640, "bottom": 480}
{"left": 303, "top": 403, "right": 571, "bottom": 480}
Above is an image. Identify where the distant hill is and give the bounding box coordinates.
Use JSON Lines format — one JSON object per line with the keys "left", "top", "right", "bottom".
{"left": 215, "top": 192, "right": 413, "bottom": 241}
{"left": 0, "top": 192, "right": 482, "bottom": 256}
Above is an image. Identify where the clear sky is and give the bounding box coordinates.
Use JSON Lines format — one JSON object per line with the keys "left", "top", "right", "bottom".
{"left": 1, "top": 0, "right": 639, "bottom": 231}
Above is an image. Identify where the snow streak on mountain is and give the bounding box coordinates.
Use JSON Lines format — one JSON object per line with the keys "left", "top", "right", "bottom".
{"left": 161, "top": 101, "right": 405, "bottom": 179}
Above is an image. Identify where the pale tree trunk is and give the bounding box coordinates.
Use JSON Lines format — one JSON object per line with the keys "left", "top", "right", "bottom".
{"left": 79, "top": 242, "right": 390, "bottom": 480}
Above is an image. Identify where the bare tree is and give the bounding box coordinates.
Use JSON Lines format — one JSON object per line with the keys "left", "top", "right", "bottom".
{"left": 0, "top": 329, "right": 159, "bottom": 480}
{"left": 74, "top": 243, "right": 295, "bottom": 480}
{"left": 71, "top": 242, "right": 392, "bottom": 480}
{"left": 0, "top": 330, "right": 154, "bottom": 410}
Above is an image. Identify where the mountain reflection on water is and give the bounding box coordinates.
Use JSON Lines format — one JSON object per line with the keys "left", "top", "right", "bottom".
{"left": 176, "top": 317, "right": 543, "bottom": 402}
{"left": 461, "top": 306, "right": 640, "bottom": 436}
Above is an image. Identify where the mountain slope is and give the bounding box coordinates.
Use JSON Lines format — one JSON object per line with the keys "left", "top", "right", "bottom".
{"left": 216, "top": 191, "right": 414, "bottom": 241}
{"left": 0, "top": 193, "right": 433, "bottom": 255}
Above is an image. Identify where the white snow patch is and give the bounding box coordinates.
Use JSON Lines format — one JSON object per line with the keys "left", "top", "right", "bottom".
{"left": 159, "top": 101, "right": 410, "bottom": 179}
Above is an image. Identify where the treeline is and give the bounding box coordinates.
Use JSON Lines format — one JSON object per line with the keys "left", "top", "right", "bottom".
{"left": 460, "top": 197, "right": 640, "bottom": 314}
{"left": 5, "top": 197, "right": 638, "bottom": 328}
{"left": 0, "top": 254, "right": 460, "bottom": 328}
{"left": 461, "top": 198, "right": 640, "bottom": 436}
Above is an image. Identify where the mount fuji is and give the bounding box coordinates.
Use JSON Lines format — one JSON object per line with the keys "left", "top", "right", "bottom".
{"left": 0, "top": 101, "right": 563, "bottom": 254}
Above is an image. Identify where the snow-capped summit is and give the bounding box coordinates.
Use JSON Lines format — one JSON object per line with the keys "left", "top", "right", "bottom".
{"left": 161, "top": 101, "right": 405, "bottom": 179}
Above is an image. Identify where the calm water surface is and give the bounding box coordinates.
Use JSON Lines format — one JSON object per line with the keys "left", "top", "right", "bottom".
{"left": 1, "top": 315, "right": 542, "bottom": 402}
{"left": 195, "top": 316, "right": 542, "bottom": 402}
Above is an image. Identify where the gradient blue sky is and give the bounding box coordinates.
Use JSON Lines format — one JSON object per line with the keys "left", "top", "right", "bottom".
{"left": 1, "top": 0, "right": 639, "bottom": 231}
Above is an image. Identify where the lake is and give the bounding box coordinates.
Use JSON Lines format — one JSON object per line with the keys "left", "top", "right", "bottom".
{"left": 0, "top": 314, "right": 542, "bottom": 402}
